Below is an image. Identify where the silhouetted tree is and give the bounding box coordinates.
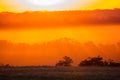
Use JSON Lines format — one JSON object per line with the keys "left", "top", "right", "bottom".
{"left": 56, "top": 56, "right": 73, "bottom": 66}
{"left": 79, "top": 56, "right": 120, "bottom": 67}
{"left": 79, "top": 56, "right": 107, "bottom": 66}
{"left": 0, "top": 64, "right": 11, "bottom": 68}
{"left": 108, "top": 59, "right": 120, "bottom": 67}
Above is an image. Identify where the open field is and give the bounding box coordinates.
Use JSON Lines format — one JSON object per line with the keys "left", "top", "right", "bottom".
{"left": 0, "top": 67, "right": 120, "bottom": 80}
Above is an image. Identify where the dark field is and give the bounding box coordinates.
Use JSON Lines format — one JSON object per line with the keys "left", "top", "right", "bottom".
{"left": 0, "top": 67, "right": 120, "bottom": 80}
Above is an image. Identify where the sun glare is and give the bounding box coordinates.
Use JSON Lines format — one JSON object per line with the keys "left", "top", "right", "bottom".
{"left": 15, "top": 0, "right": 100, "bottom": 11}
{"left": 1, "top": 0, "right": 120, "bottom": 12}
{"left": 17, "top": 0, "right": 67, "bottom": 11}
{"left": 29, "top": 0, "right": 64, "bottom": 6}
{"left": 0, "top": 0, "right": 102, "bottom": 12}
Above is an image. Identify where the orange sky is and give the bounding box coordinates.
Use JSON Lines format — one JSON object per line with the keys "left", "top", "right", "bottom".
{"left": 0, "top": 0, "right": 120, "bottom": 66}
{"left": 0, "top": 26, "right": 120, "bottom": 44}
{"left": 0, "top": 9, "right": 120, "bottom": 44}
{"left": 0, "top": 0, "right": 120, "bottom": 12}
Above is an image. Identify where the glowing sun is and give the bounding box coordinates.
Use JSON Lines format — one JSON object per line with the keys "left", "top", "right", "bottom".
{"left": 29, "top": 0, "right": 64, "bottom": 6}
{"left": 6, "top": 0, "right": 100, "bottom": 12}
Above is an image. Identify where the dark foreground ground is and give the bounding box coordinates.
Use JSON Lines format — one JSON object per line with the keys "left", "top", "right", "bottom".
{"left": 0, "top": 66, "right": 120, "bottom": 80}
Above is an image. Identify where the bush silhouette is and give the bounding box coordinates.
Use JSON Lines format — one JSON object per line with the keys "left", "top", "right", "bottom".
{"left": 56, "top": 56, "right": 73, "bottom": 66}
{"left": 108, "top": 59, "right": 120, "bottom": 67}
{"left": 79, "top": 56, "right": 107, "bottom": 66}
{"left": 79, "top": 56, "right": 120, "bottom": 67}
{"left": 0, "top": 64, "right": 11, "bottom": 68}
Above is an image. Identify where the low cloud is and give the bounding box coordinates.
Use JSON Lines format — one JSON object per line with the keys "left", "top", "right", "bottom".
{"left": 0, "top": 9, "right": 120, "bottom": 30}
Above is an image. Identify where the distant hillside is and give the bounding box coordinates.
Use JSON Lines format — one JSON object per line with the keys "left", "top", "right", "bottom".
{"left": 0, "top": 38, "right": 120, "bottom": 66}
{"left": 0, "top": 9, "right": 120, "bottom": 29}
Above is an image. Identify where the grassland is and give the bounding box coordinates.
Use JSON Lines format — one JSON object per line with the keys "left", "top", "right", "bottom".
{"left": 0, "top": 66, "right": 120, "bottom": 80}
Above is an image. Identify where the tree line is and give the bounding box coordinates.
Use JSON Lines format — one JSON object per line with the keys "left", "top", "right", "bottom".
{"left": 0, "top": 56, "right": 120, "bottom": 67}
{"left": 56, "top": 56, "right": 120, "bottom": 67}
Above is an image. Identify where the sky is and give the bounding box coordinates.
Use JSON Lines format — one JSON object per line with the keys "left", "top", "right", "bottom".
{"left": 0, "top": 9, "right": 120, "bottom": 44}
{"left": 0, "top": 0, "right": 120, "bottom": 12}
{"left": 0, "top": 0, "right": 120, "bottom": 66}
{"left": 0, "top": 26, "right": 120, "bottom": 44}
{"left": 0, "top": 0, "right": 120, "bottom": 44}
